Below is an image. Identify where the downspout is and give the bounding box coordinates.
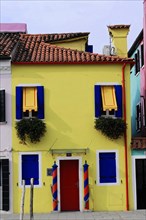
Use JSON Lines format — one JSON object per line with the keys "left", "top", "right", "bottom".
{"left": 122, "top": 63, "right": 129, "bottom": 211}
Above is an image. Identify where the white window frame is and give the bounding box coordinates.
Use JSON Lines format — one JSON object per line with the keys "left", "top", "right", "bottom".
{"left": 16, "top": 84, "right": 42, "bottom": 119}
{"left": 132, "top": 155, "right": 146, "bottom": 210}
{"left": 94, "top": 82, "right": 120, "bottom": 119}
{"left": 101, "top": 109, "right": 116, "bottom": 118}
{"left": 19, "top": 152, "right": 42, "bottom": 188}
{"left": 96, "top": 150, "right": 119, "bottom": 186}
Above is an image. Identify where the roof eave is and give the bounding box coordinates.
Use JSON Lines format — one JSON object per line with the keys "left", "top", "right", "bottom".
{"left": 128, "top": 29, "right": 143, "bottom": 57}
{"left": 12, "top": 61, "right": 134, "bottom": 65}
{"left": 0, "top": 55, "right": 11, "bottom": 60}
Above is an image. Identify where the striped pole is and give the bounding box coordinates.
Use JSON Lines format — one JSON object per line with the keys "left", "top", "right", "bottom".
{"left": 83, "top": 161, "right": 89, "bottom": 210}
{"left": 52, "top": 161, "right": 58, "bottom": 211}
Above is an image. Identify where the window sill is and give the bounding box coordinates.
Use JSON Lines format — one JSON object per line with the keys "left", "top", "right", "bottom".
{"left": 0, "top": 121, "right": 7, "bottom": 125}
{"left": 97, "top": 182, "right": 119, "bottom": 186}
{"left": 95, "top": 116, "right": 117, "bottom": 119}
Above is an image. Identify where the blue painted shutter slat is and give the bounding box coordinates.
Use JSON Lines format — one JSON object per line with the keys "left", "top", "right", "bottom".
{"left": 22, "top": 155, "right": 39, "bottom": 185}
{"left": 37, "top": 86, "right": 44, "bottom": 119}
{"left": 94, "top": 85, "right": 101, "bottom": 118}
{"left": 99, "top": 153, "right": 116, "bottom": 183}
{"left": 16, "top": 86, "right": 23, "bottom": 119}
{"left": 114, "top": 85, "right": 122, "bottom": 118}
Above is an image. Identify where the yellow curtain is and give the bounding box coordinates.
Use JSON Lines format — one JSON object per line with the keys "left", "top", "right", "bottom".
{"left": 23, "top": 87, "right": 37, "bottom": 112}
{"left": 101, "top": 86, "right": 117, "bottom": 111}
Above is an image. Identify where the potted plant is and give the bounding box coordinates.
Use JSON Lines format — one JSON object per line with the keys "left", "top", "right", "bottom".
{"left": 95, "top": 117, "right": 126, "bottom": 140}
{"left": 15, "top": 118, "right": 46, "bottom": 144}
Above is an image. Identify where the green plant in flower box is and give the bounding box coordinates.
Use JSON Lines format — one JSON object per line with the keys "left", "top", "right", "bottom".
{"left": 95, "top": 117, "right": 126, "bottom": 140}
{"left": 15, "top": 118, "right": 46, "bottom": 144}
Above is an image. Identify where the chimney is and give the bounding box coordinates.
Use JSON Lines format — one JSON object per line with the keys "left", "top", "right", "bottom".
{"left": 107, "top": 24, "right": 130, "bottom": 57}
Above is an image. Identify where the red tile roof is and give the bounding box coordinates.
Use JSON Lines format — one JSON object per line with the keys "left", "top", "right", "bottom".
{"left": 0, "top": 33, "right": 20, "bottom": 56}
{"left": 21, "top": 32, "right": 90, "bottom": 43}
{"left": 12, "top": 41, "right": 134, "bottom": 63}
{"left": 0, "top": 32, "right": 134, "bottom": 64}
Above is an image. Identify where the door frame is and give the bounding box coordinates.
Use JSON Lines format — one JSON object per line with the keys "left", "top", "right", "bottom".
{"left": 132, "top": 155, "right": 146, "bottom": 210}
{"left": 57, "top": 157, "right": 83, "bottom": 212}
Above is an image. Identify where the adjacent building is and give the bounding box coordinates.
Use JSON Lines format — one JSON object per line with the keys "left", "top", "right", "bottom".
{"left": 0, "top": 23, "right": 26, "bottom": 212}
{"left": 128, "top": 0, "right": 146, "bottom": 210}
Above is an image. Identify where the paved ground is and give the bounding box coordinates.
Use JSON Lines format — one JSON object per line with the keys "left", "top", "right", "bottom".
{"left": 0, "top": 210, "right": 146, "bottom": 220}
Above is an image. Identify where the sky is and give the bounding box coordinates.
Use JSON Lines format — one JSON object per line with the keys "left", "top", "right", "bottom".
{"left": 1, "top": 0, "right": 144, "bottom": 53}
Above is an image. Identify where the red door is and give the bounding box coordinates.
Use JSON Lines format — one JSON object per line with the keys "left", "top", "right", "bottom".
{"left": 60, "top": 160, "right": 79, "bottom": 211}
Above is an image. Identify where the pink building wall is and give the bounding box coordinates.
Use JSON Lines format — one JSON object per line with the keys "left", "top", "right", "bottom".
{"left": 141, "top": 1, "right": 146, "bottom": 109}
{"left": 0, "top": 23, "right": 27, "bottom": 33}
{"left": 144, "top": 0, "right": 146, "bottom": 98}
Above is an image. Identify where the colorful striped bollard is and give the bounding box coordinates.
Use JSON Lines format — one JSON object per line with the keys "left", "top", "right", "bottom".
{"left": 52, "top": 161, "right": 58, "bottom": 211}
{"left": 83, "top": 161, "right": 89, "bottom": 210}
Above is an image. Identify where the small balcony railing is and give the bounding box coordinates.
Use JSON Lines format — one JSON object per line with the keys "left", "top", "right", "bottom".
{"left": 131, "top": 137, "right": 146, "bottom": 149}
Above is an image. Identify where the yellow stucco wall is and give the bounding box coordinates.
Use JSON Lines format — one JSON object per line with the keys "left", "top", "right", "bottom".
{"left": 50, "top": 38, "right": 87, "bottom": 51}
{"left": 12, "top": 64, "right": 132, "bottom": 213}
{"left": 108, "top": 28, "right": 129, "bottom": 57}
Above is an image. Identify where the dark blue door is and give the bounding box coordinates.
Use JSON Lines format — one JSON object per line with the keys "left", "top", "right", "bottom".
{"left": 22, "top": 155, "right": 39, "bottom": 185}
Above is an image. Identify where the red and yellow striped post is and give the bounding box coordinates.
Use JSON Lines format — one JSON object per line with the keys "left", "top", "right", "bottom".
{"left": 83, "top": 161, "right": 89, "bottom": 210}
{"left": 52, "top": 161, "right": 58, "bottom": 211}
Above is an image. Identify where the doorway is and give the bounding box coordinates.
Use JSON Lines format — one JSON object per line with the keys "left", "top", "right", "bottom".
{"left": 136, "top": 159, "right": 146, "bottom": 209}
{"left": 59, "top": 159, "right": 80, "bottom": 211}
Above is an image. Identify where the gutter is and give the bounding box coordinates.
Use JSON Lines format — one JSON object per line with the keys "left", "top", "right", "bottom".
{"left": 12, "top": 61, "right": 134, "bottom": 65}
{"left": 122, "top": 63, "right": 129, "bottom": 211}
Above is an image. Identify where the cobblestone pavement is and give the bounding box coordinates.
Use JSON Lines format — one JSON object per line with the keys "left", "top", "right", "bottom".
{"left": 0, "top": 210, "right": 146, "bottom": 220}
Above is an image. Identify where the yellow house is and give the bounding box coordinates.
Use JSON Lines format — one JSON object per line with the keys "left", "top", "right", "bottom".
{"left": 10, "top": 26, "right": 134, "bottom": 213}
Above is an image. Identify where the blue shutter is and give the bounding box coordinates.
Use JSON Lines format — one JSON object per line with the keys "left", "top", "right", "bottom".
{"left": 37, "top": 86, "right": 44, "bottom": 119}
{"left": 86, "top": 45, "right": 93, "bottom": 53}
{"left": 114, "top": 85, "right": 122, "bottom": 118}
{"left": 99, "top": 152, "right": 116, "bottom": 183}
{"left": 22, "top": 155, "right": 39, "bottom": 185}
{"left": 16, "top": 86, "right": 23, "bottom": 119}
{"left": 94, "top": 85, "right": 102, "bottom": 118}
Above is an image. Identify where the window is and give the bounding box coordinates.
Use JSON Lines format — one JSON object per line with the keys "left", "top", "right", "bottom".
{"left": 96, "top": 151, "right": 118, "bottom": 185}
{"left": 141, "top": 44, "right": 144, "bottom": 67}
{"left": 85, "top": 44, "right": 93, "bottom": 52}
{"left": 20, "top": 154, "right": 41, "bottom": 186}
{"left": 16, "top": 85, "right": 44, "bottom": 119}
{"left": 135, "top": 50, "right": 140, "bottom": 75}
{"left": 136, "top": 103, "right": 141, "bottom": 131}
{"left": 0, "top": 90, "right": 6, "bottom": 123}
{"left": 0, "top": 159, "right": 9, "bottom": 211}
{"left": 94, "top": 84, "right": 122, "bottom": 118}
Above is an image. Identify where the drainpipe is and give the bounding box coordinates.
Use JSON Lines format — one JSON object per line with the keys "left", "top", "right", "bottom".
{"left": 122, "top": 63, "right": 129, "bottom": 211}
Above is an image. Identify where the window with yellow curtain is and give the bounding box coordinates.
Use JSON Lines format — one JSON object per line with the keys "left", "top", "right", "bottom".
{"left": 16, "top": 85, "right": 44, "bottom": 119}
{"left": 94, "top": 84, "right": 122, "bottom": 118}
{"left": 23, "top": 87, "right": 37, "bottom": 111}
